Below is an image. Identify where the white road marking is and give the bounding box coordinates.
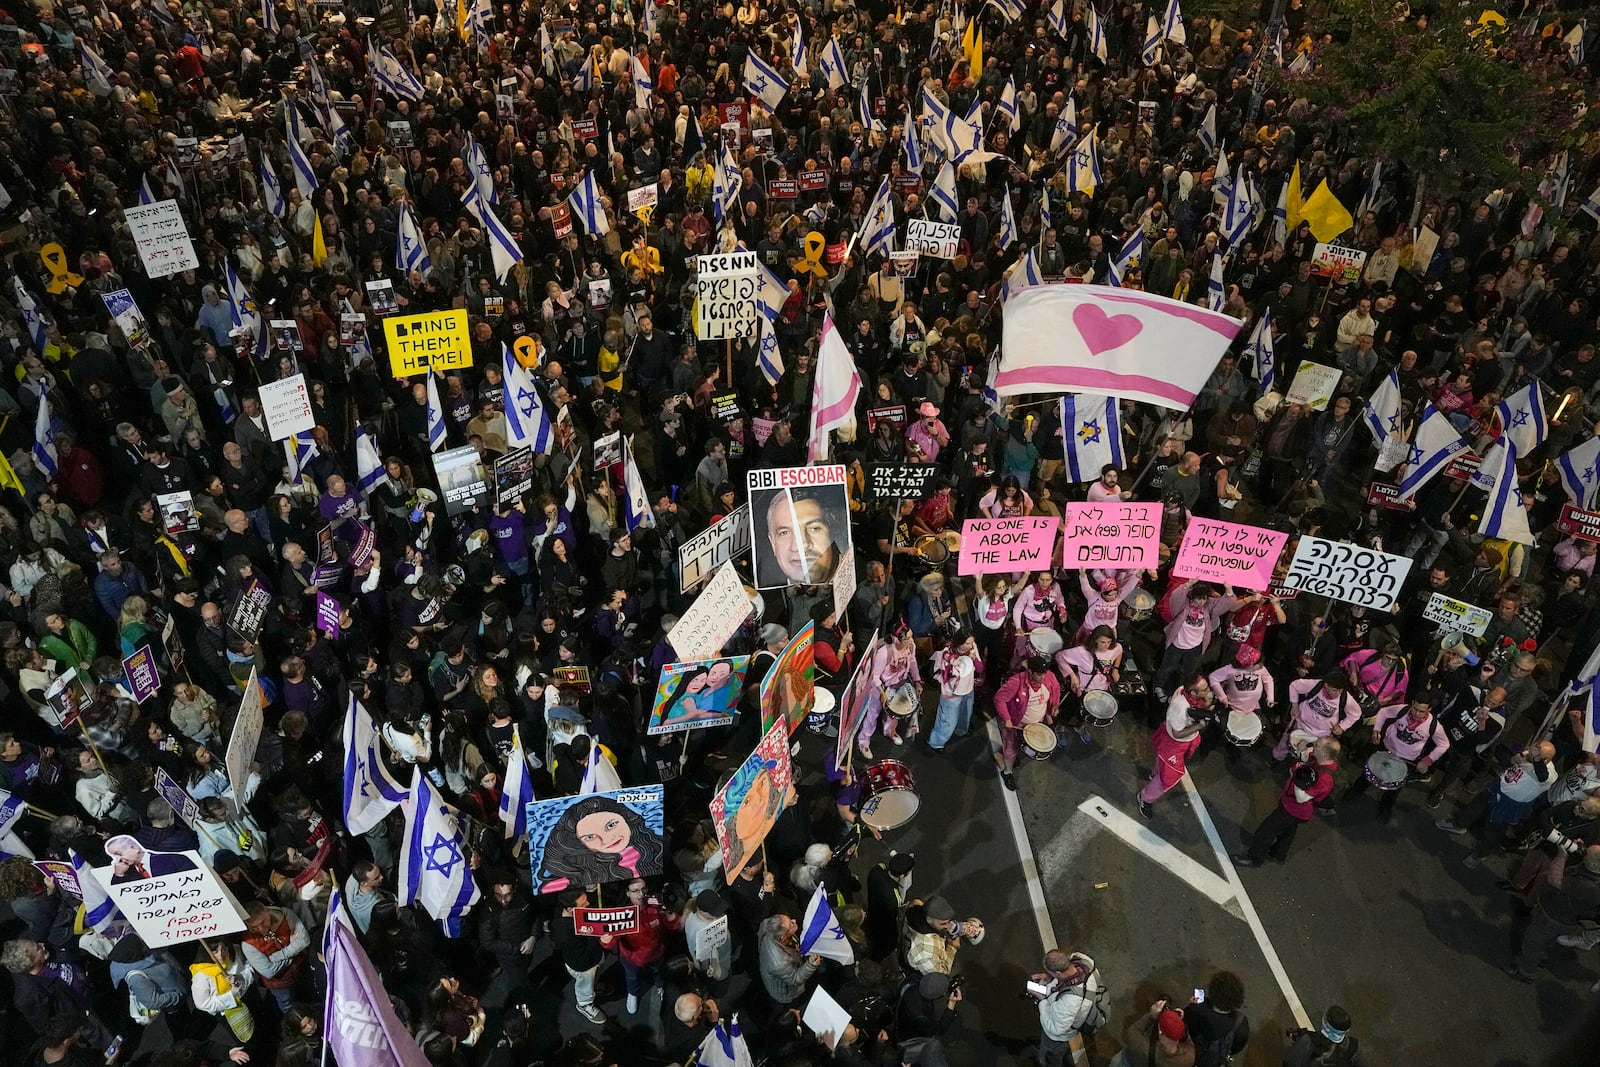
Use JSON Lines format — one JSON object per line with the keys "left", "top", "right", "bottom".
{"left": 1075, "top": 796, "right": 1241, "bottom": 914}
{"left": 999, "top": 773, "right": 1060, "bottom": 951}
{"left": 1181, "top": 773, "right": 1313, "bottom": 1029}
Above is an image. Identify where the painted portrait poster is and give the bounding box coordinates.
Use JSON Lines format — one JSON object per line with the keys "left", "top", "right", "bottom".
{"left": 526, "top": 786, "right": 667, "bottom": 895}
{"left": 834, "top": 632, "right": 881, "bottom": 767}
{"left": 761, "top": 622, "right": 815, "bottom": 736}
{"left": 747, "top": 466, "right": 853, "bottom": 590}
{"left": 710, "top": 720, "right": 795, "bottom": 880}
{"left": 647, "top": 655, "right": 752, "bottom": 735}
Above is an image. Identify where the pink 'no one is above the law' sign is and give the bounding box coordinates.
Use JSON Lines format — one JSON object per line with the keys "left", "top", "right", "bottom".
{"left": 958, "top": 517, "right": 1061, "bottom": 575}
{"left": 1171, "top": 518, "right": 1288, "bottom": 591}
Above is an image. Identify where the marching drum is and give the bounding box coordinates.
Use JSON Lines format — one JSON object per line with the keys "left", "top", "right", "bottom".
{"left": 1287, "top": 729, "right": 1318, "bottom": 759}
{"left": 1122, "top": 589, "right": 1157, "bottom": 622}
{"left": 913, "top": 536, "right": 950, "bottom": 565}
{"left": 937, "top": 529, "right": 962, "bottom": 555}
{"left": 1224, "top": 710, "right": 1264, "bottom": 747}
{"left": 1022, "top": 722, "right": 1058, "bottom": 760}
{"left": 860, "top": 760, "right": 921, "bottom": 830}
{"left": 1364, "top": 752, "right": 1410, "bottom": 791}
{"left": 807, "top": 688, "right": 836, "bottom": 732}
{"left": 885, "top": 683, "right": 920, "bottom": 719}
{"left": 1083, "top": 690, "right": 1119, "bottom": 727}
{"left": 1028, "top": 628, "right": 1065, "bottom": 657}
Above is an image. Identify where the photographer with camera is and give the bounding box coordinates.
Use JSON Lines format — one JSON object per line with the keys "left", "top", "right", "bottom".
{"left": 1027, "top": 948, "right": 1107, "bottom": 1067}
{"left": 1138, "top": 677, "right": 1216, "bottom": 820}
{"left": 1234, "top": 737, "right": 1342, "bottom": 867}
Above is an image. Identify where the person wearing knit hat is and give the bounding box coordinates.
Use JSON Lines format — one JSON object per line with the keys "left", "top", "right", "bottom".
{"left": 903, "top": 894, "right": 984, "bottom": 975}
{"left": 1115, "top": 998, "right": 1195, "bottom": 1065}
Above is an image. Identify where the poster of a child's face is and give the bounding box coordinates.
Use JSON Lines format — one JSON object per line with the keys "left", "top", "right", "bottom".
{"left": 526, "top": 786, "right": 666, "bottom": 894}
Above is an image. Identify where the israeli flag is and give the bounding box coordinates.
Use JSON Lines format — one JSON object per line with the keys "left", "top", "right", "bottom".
{"left": 1197, "top": 102, "right": 1219, "bottom": 156}
{"left": 861, "top": 176, "right": 897, "bottom": 258}
{"left": 1108, "top": 229, "right": 1145, "bottom": 288}
{"left": 1495, "top": 383, "right": 1548, "bottom": 455}
{"left": 343, "top": 694, "right": 408, "bottom": 835}
{"left": 641, "top": 0, "right": 660, "bottom": 38}
{"left": 1047, "top": 0, "right": 1069, "bottom": 38}
{"left": 540, "top": 23, "right": 556, "bottom": 74}
{"left": 13, "top": 279, "right": 47, "bottom": 353}
{"left": 1362, "top": 366, "right": 1402, "bottom": 446}
{"left": 997, "top": 185, "right": 1018, "bottom": 251}
{"left": 398, "top": 767, "right": 482, "bottom": 937}
{"left": 578, "top": 736, "right": 621, "bottom": 793}
{"left": 1066, "top": 129, "right": 1100, "bottom": 193}
{"left": 632, "top": 52, "right": 653, "bottom": 110}
{"left": 1061, "top": 393, "right": 1124, "bottom": 483}
{"left": 922, "top": 86, "right": 952, "bottom": 156}
{"left": 982, "top": 352, "right": 1005, "bottom": 411}
{"left": 1086, "top": 4, "right": 1108, "bottom": 60}
{"left": 424, "top": 373, "right": 447, "bottom": 451}
{"left": 903, "top": 108, "right": 923, "bottom": 172}
{"left": 1396, "top": 405, "right": 1468, "bottom": 501}
{"left": 503, "top": 344, "right": 555, "bottom": 454}
{"left": 1207, "top": 252, "right": 1226, "bottom": 311}
{"left": 463, "top": 185, "right": 524, "bottom": 282}
{"left": 569, "top": 168, "right": 611, "bottom": 235}
{"left": 818, "top": 36, "right": 848, "bottom": 91}
{"left": 990, "top": 0, "right": 1025, "bottom": 21}
{"left": 498, "top": 725, "right": 534, "bottom": 840}
{"left": 286, "top": 116, "right": 318, "bottom": 198}
{"left": 1039, "top": 191, "right": 1052, "bottom": 234}
{"left": 997, "top": 77, "right": 1019, "bottom": 132}
{"left": 138, "top": 173, "right": 158, "bottom": 205}
{"left": 943, "top": 108, "right": 981, "bottom": 161}
{"left": 227, "top": 261, "right": 258, "bottom": 340}
{"left": 257, "top": 153, "right": 286, "bottom": 216}
{"left": 756, "top": 315, "right": 784, "bottom": 387}
{"left": 370, "top": 40, "right": 424, "bottom": 101}
{"left": 621, "top": 434, "right": 655, "bottom": 534}
{"left": 1005, "top": 248, "right": 1043, "bottom": 300}
{"left": 1049, "top": 98, "right": 1078, "bottom": 158}
{"left": 32, "top": 398, "right": 57, "bottom": 479}
{"left": 80, "top": 42, "right": 114, "bottom": 96}
{"left": 1222, "top": 168, "right": 1253, "bottom": 248}
{"left": 572, "top": 55, "right": 594, "bottom": 93}
{"left": 756, "top": 259, "right": 789, "bottom": 324}
{"left": 285, "top": 96, "right": 312, "bottom": 145}
{"left": 1580, "top": 183, "right": 1600, "bottom": 223}
{"left": 929, "top": 161, "right": 960, "bottom": 221}
{"left": 744, "top": 51, "right": 790, "bottom": 110}
{"left": 860, "top": 73, "right": 883, "bottom": 133}
{"left": 262, "top": 0, "right": 280, "bottom": 35}
{"left": 790, "top": 17, "right": 805, "bottom": 74}
{"left": 70, "top": 848, "right": 124, "bottom": 932}
{"left": 1141, "top": 16, "right": 1164, "bottom": 64}
{"left": 799, "top": 886, "right": 856, "bottom": 964}
{"left": 355, "top": 426, "right": 385, "bottom": 497}
{"left": 1161, "top": 0, "right": 1187, "bottom": 44}
{"left": 1557, "top": 435, "right": 1600, "bottom": 509}
{"left": 693, "top": 1015, "right": 754, "bottom": 1067}
{"left": 1271, "top": 178, "right": 1288, "bottom": 246}
{"left": 396, "top": 201, "right": 431, "bottom": 276}
{"left": 1478, "top": 437, "right": 1534, "bottom": 545}
{"left": 1213, "top": 142, "right": 1232, "bottom": 202}
{"left": 714, "top": 140, "right": 743, "bottom": 223}
{"left": 286, "top": 431, "right": 319, "bottom": 484}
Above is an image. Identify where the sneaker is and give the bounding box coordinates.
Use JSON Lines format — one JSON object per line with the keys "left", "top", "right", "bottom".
{"left": 1001, "top": 771, "right": 1018, "bottom": 791}
{"left": 626, "top": 994, "right": 638, "bottom": 1015}
{"left": 891, "top": 734, "right": 904, "bottom": 746}
{"left": 1463, "top": 854, "right": 1482, "bottom": 869}
{"left": 1435, "top": 819, "right": 1466, "bottom": 835}
{"left": 1558, "top": 933, "right": 1591, "bottom": 949}
{"left": 1231, "top": 852, "right": 1259, "bottom": 868}
{"left": 1504, "top": 964, "right": 1533, "bottom": 983}
{"left": 578, "top": 1004, "right": 607, "bottom": 1025}
{"left": 1153, "top": 688, "right": 1170, "bottom": 704}
{"left": 1426, "top": 793, "right": 1444, "bottom": 809}
{"left": 1137, "top": 800, "right": 1154, "bottom": 820}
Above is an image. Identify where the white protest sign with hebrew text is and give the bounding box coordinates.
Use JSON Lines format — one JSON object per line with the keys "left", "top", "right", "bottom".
{"left": 678, "top": 504, "right": 752, "bottom": 594}
{"left": 695, "top": 250, "right": 760, "bottom": 340}
{"left": 124, "top": 200, "right": 199, "bottom": 278}
{"left": 259, "top": 373, "right": 316, "bottom": 441}
{"left": 1422, "top": 592, "right": 1492, "bottom": 637}
{"left": 1286, "top": 361, "right": 1342, "bottom": 411}
{"left": 669, "top": 562, "right": 752, "bottom": 660}
{"left": 905, "top": 219, "right": 961, "bottom": 258}
{"left": 1281, "top": 535, "right": 1412, "bottom": 613}
{"left": 225, "top": 667, "right": 263, "bottom": 805}
{"left": 89, "top": 847, "right": 247, "bottom": 946}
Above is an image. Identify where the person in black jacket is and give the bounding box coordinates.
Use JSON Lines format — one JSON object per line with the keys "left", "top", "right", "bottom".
{"left": 1, "top": 938, "right": 109, "bottom": 1047}
{"left": 865, "top": 852, "right": 915, "bottom": 961}
{"left": 478, "top": 872, "right": 538, "bottom": 1001}
{"left": 1184, "top": 970, "right": 1250, "bottom": 1067}
{"left": 554, "top": 888, "right": 607, "bottom": 1025}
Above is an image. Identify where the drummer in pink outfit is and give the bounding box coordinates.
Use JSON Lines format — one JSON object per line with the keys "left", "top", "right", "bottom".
{"left": 1337, "top": 692, "right": 1450, "bottom": 821}
{"left": 1075, "top": 570, "right": 1142, "bottom": 644}
{"left": 1341, "top": 642, "right": 1411, "bottom": 713}
{"left": 1011, "top": 571, "right": 1070, "bottom": 668}
{"left": 858, "top": 626, "right": 925, "bottom": 757}
{"left": 992, "top": 656, "right": 1061, "bottom": 792}
{"left": 1138, "top": 678, "right": 1216, "bottom": 819}
{"left": 1271, "top": 672, "right": 1363, "bottom": 762}
{"left": 1208, "top": 645, "right": 1276, "bottom": 715}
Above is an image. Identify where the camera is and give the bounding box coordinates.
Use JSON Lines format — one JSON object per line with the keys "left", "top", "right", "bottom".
{"left": 1546, "top": 829, "right": 1584, "bottom": 856}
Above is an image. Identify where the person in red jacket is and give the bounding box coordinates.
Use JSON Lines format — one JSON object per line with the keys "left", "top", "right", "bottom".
{"left": 53, "top": 432, "right": 104, "bottom": 510}
{"left": 1233, "top": 736, "right": 1342, "bottom": 866}
{"left": 991, "top": 656, "right": 1061, "bottom": 792}
{"left": 599, "top": 878, "right": 683, "bottom": 1015}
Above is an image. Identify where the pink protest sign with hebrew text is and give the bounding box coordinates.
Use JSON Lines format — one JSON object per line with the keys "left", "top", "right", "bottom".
{"left": 1172, "top": 518, "right": 1287, "bottom": 591}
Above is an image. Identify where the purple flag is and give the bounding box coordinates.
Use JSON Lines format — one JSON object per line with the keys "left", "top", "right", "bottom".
{"left": 325, "top": 894, "right": 432, "bottom": 1067}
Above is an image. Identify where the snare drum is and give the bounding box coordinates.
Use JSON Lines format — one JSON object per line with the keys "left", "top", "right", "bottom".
{"left": 1083, "top": 690, "right": 1119, "bottom": 727}
{"left": 886, "top": 683, "right": 919, "bottom": 718}
{"left": 1022, "top": 722, "right": 1058, "bottom": 760}
{"left": 914, "top": 536, "right": 950, "bottom": 564}
{"left": 807, "top": 688, "right": 836, "bottom": 731}
{"left": 1122, "top": 589, "right": 1157, "bottom": 622}
{"left": 1364, "top": 751, "right": 1410, "bottom": 791}
{"left": 937, "top": 530, "right": 962, "bottom": 555}
{"left": 1028, "top": 628, "right": 1064, "bottom": 656}
{"left": 1224, "top": 710, "right": 1264, "bottom": 747}
{"left": 860, "top": 759, "right": 920, "bottom": 830}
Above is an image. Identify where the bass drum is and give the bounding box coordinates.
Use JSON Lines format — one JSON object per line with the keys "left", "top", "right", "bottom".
{"left": 860, "top": 760, "right": 920, "bottom": 830}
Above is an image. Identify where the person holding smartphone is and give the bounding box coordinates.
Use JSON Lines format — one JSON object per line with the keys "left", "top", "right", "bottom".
{"left": 1028, "top": 948, "right": 1106, "bottom": 1067}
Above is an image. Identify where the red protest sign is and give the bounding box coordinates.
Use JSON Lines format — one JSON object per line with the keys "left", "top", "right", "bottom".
{"left": 573, "top": 906, "right": 640, "bottom": 937}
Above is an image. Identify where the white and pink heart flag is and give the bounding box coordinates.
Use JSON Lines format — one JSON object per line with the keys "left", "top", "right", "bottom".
{"left": 996, "top": 286, "right": 1243, "bottom": 411}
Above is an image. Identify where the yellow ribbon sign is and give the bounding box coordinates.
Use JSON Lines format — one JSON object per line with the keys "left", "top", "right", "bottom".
{"left": 512, "top": 335, "right": 540, "bottom": 369}
{"left": 40, "top": 243, "right": 84, "bottom": 294}
{"left": 796, "top": 231, "right": 828, "bottom": 279}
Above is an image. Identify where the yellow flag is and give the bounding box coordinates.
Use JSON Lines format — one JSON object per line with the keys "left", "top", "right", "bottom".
{"left": 312, "top": 212, "right": 328, "bottom": 266}
{"left": 1285, "top": 162, "right": 1303, "bottom": 231}
{"left": 970, "top": 27, "right": 984, "bottom": 80}
{"left": 961, "top": 17, "right": 976, "bottom": 59}
{"left": 456, "top": 0, "right": 469, "bottom": 41}
{"left": 1299, "top": 179, "right": 1354, "bottom": 241}
{"left": 0, "top": 449, "right": 23, "bottom": 498}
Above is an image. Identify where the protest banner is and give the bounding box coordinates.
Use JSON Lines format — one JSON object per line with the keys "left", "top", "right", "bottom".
{"left": 593, "top": 432, "right": 622, "bottom": 470}
{"left": 227, "top": 579, "right": 273, "bottom": 641}
{"left": 315, "top": 590, "right": 342, "bottom": 638}
{"left": 695, "top": 251, "right": 761, "bottom": 341}
{"left": 43, "top": 668, "right": 96, "bottom": 729}
{"left": 364, "top": 279, "right": 399, "bottom": 315}
{"left": 269, "top": 319, "right": 304, "bottom": 353}
{"left": 747, "top": 466, "right": 852, "bottom": 589}
{"left": 526, "top": 785, "right": 665, "bottom": 894}
{"left": 669, "top": 562, "right": 753, "bottom": 660}
{"left": 867, "top": 464, "right": 939, "bottom": 500}
{"left": 225, "top": 668, "right": 263, "bottom": 804}
{"left": 711, "top": 393, "right": 742, "bottom": 420}
{"left": 101, "top": 289, "right": 149, "bottom": 346}
{"left": 259, "top": 372, "right": 316, "bottom": 440}
{"left": 494, "top": 446, "right": 535, "bottom": 507}
{"left": 889, "top": 250, "right": 919, "bottom": 276}
{"left": 34, "top": 860, "right": 80, "bottom": 899}
{"left": 1286, "top": 361, "right": 1342, "bottom": 410}
{"left": 694, "top": 914, "right": 730, "bottom": 958}
{"left": 831, "top": 549, "right": 857, "bottom": 622}
{"left": 761, "top": 623, "right": 815, "bottom": 735}
{"left": 957, "top": 517, "right": 1060, "bottom": 574}
{"left": 383, "top": 309, "right": 472, "bottom": 376}
{"left": 1060, "top": 501, "right": 1160, "bottom": 569}
{"left": 1309, "top": 242, "right": 1370, "bottom": 283}
{"left": 798, "top": 169, "right": 829, "bottom": 191}
{"left": 552, "top": 666, "right": 591, "bottom": 694}
{"left": 678, "top": 505, "right": 751, "bottom": 594}
{"left": 88, "top": 845, "right": 247, "bottom": 946}
{"left": 710, "top": 720, "right": 794, "bottom": 879}
{"left": 1422, "top": 592, "right": 1493, "bottom": 637}
{"left": 1557, "top": 503, "right": 1600, "bottom": 543}
{"left": 648, "top": 655, "right": 752, "bottom": 734}
{"left": 905, "top": 219, "right": 960, "bottom": 258}
{"left": 867, "top": 405, "right": 907, "bottom": 432}
{"left": 768, "top": 178, "right": 798, "bottom": 199}
{"left": 627, "top": 182, "right": 659, "bottom": 214}
{"left": 155, "top": 491, "right": 199, "bottom": 535}
{"left": 573, "top": 906, "right": 641, "bottom": 937}
{"left": 433, "top": 445, "right": 491, "bottom": 514}
{"left": 1172, "top": 518, "right": 1288, "bottom": 591}
{"left": 1280, "top": 535, "right": 1413, "bottom": 612}
{"left": 572, "top": 117, "right": 598, "bottom": 139}
{"left": 124, "top": 200, "right": 198, "bottom": 277}
{"left": 153, "top": 768, "right": 198, "bottom": 827}
{"left": 122, "top": 647, "right": 160, "bottom": 704}
{"left": 1366, "top": 481, "right": 1410, "bottom": 511}
{"left": 804, "top": 986, "right": 854, "bottom": 1051}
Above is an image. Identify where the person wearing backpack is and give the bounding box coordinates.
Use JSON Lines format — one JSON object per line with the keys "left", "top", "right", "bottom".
{"left": 1185, "top": 971, "right": 1250, "bottom": 1067}
{"left": 1029, "top": 948, "right": 1107, "bottom": 1067}
{"left": 1283, "top": 1005, "right": 1366, "bottom": 1067}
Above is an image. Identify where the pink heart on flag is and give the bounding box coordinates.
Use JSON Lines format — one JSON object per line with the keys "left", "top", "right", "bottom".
{"left": 1072, "top": 303, "right": 1143, "bottom": 357}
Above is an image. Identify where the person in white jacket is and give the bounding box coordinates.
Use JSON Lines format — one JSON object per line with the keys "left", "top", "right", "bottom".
{"left": 73, "top": 749, "right": 135, "bottom": 824}
{"left": 1030, "top": 948, "right": 1107, "bottom": 1067}
{"left": 189, "top": 941, "right": 256, "bottom": 1044}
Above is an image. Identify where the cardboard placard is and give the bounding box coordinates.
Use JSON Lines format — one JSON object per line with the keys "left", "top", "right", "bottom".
{"left": 1172, "top": 518, "right": 1288, "bottom": 592}
{"left": 747, "top": 465, "right": 852, "bottom": 589}
{"left": 669, "top": 562, "right": 752, "bottom": 660}
{"left": 124, "top": 200, "right": 198, "bottom": 277}
{"left": 269, "top": 319, "right": 304, "bottom": 353}
{"left": 1060, "top": 501, "right": 1161, "bottom": 570}
{"left": 905, "top": 219, "right": 960, "bottom": 259}
{"left": 153, "top": 768, "right": 198, "bottom": 827}
{"left": 122, "top": 647, "right": 160, "bottom": 704}
{"left": 572, "top": 117, "right": 598, "bottom": 139}
{"left": 695, "top": 250, "right": 761, "bottom": 341}
{"left": 1366, "top": 481, "right": 1411, "bottom": 511}
{"left": 364, "top": 279, "right": 399, "bottom": 315}
{"left": 1422, "top": 592, "right": 1492, "bottom": 637}
{"left": 710, "top": 720, "right": 793, "bottom": 879}
{"left": 260, "top": 372, "right": 316, "bottom": 441}
{"left": 88, "top": 844, "right": 248, "bottom": 946}
{"left": 768, "top": 178, "right": 798, "bottom": 199}
{"left": 627, "top": 182, "right": 659, "bottom": 214}
{"left": 711, "top": 393, "right": 741, "bottom": 420}
{"left": 649, "top": 655, "right": 751, "bottom": 734}
{"left": 1286, "top": 361, "right": 1342, "bottom": 410}
{"left": 798, "top": 169, "right": 829, "bottom": 191}
{"left": 1558, "top": 502, "right": 1600, "bottom": 543}
{"left": 867, "top": 463, "right": 939, "bottom": 499}
{"left": 957, "top": 516, "right": 1060, "bottom": 574}
{"left": 1280, "top": 535, "right": 1413, "bottom": 613}
{"left": 42, "top": 668, "right": 95, "bottom": 728}
{"left": 155, "top": 491, "right": 199, "bottom": 535}
{"left": 867, "top": 405, "right": 907, "bottom": 432}
{"left": 1310, "top": 242, "right": 1369, "bottom": 283}
{"left": 494, "top": 446, "right": 535, "bottom": 506}
{"left": 383, "top": 309, "right": 473, "bottom": 376}
{"left": 433, "top": 444, "right": 491, "bottom": 514}
{"left": 678, "top": 504, "right": 752, "bottom": 594}
{"left": 573, "top": 906, "right": 640, "bottom": 937}
{"left": 314, "top": 589, "right": 342, "bottom": 638}
{"left": 227, "top": 579, "right": 273, "bottom": 642}
{"left": 225, "top": 667, "right": 263, "bottom": 804}
{"left": 831, "top": 549, "right": 856, "bottom": 623}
